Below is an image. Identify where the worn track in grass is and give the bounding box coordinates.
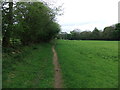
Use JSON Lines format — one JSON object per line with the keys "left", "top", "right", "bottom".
{"left": 52, "top": 46, "right": 63, "bottom": 88}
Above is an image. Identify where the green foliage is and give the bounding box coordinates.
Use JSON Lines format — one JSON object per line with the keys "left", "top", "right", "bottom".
{"left": 79, "top": 31, "right": 92, "bottom": 40}
{"left": 92, "top": 27, "right": 100, "bottom": 39}
{"left": 13, "top": 2, "right": 60, "bottom": 45}
{"left": 115, "top": 23, "right": 120, "bottom": 40}
{"left": 58, "top": 24, "right": 119, "bottom": 40}
{"left": 2, "top": 1, "right": 61, "bottom": 46}
{"left": 102, "top": 26, "right": 115, "bottom": 40}
{"left": 56, "top": 40, "right": 118, "bottom": 88}
{"left": 2, "top": 2, "right": 13, "bottom": 47}
{"left": 70, "top": 30, "right": 80, "bottom": 40}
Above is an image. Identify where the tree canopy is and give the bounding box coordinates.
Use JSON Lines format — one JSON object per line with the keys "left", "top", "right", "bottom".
{"left": 58, "top": 24, "right": 120, "bottom": 41}
{"left": 2, "top": 1, "right": 61, "bottom": 47}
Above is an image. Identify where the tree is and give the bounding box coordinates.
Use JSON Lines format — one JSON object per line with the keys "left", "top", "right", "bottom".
{"left": 115, "top": 23, "right": 120, "bottom": 40}
{"left": 102, "top": 26, "right": 115, "bottom": 40}
{"left": 2, "top": 1, "right": 13, "bottom": 47}
{"left": 91, "top": 27, "right": 100, "bottom": 40}
{"left": 58, "top": 32, "right": 68, "bottom": 39}
{"left": 70, "top": 30, "right": 80, "bottom": 40}
{"left": 2, "top": 1, "right": 61, "bottom": 46}
{"left": 80, "top": 31, "right": 92, "bottom": 40}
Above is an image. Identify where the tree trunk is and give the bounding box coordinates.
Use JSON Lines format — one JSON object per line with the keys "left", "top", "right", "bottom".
{"left": 2, "top": 1, "right": 13, "bottom": 47}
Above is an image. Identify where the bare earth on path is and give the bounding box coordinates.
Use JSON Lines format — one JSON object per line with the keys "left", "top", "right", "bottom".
{"left": 52, "top": 46, "right": 63, "bottom": 88}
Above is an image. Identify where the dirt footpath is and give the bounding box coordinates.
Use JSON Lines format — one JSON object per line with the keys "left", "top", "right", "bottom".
{"left": 52, "top": 46, "right": 63, "bottom": 88}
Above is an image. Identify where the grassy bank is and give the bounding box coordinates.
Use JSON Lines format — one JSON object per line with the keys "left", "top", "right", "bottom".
{"left": 3, "top": 43, "right": 54, "bottom": 88}
{"left": 56, "top": 40, "right": 118, "bottom": 88}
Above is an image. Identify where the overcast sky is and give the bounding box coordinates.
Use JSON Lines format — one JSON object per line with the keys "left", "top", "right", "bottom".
{"left": 53, "top": 0, "right": 120, "bottom": 33}
{"left": 13, "top": 0, "right": 119, "bottom": 33}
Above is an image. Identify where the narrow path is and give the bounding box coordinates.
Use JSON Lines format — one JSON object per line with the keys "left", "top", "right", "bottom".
{"left": 52, "top": 45, "right": 63, "bottom": 88}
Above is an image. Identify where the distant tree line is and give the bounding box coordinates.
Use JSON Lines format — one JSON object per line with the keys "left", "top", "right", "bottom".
{"left": 57, "top": 23, "right": 120, "bottom": 41}
{"left": 2, "top": 1, "right": 61, "bottom": 47}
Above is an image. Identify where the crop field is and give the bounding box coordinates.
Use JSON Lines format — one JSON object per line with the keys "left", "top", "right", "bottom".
{"left": 55, "top": 40, "right": 118, "bottom": 88}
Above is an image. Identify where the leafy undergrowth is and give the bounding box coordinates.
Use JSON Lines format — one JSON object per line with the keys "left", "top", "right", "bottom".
{"left": 56, "top": 40, "right": 118, "bottom": 88}
{"left": 3, "top": 43, "right": 54, "bottom": 88}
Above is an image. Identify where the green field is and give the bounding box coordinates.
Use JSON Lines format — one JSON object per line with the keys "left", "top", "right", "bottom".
{"left": 3, "top": 43, "right": 54, "bottom": 88}
{"left": 56, "top": 40, "right": 118, "bottom": 88}
{"left": 3, "top": 40, "right": 118, "bottom": 88}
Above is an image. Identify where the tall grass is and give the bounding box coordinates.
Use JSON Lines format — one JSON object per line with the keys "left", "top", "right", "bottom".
{"left": 3, "top": 43, "right": 54, "bottom": 88}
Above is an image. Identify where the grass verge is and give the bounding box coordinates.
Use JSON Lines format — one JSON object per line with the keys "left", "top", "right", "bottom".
{"left": 3, "top": 43, "right": 54, "bottom": 88}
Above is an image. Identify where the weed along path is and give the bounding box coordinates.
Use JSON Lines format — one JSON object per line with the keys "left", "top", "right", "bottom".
{"left": 52, "top": 46, "right": 63, "bottom": 88}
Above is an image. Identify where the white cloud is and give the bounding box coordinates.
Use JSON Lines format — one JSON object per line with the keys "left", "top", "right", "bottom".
{"left": 56, "top": 0, "right": 119, "bottom": 33}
